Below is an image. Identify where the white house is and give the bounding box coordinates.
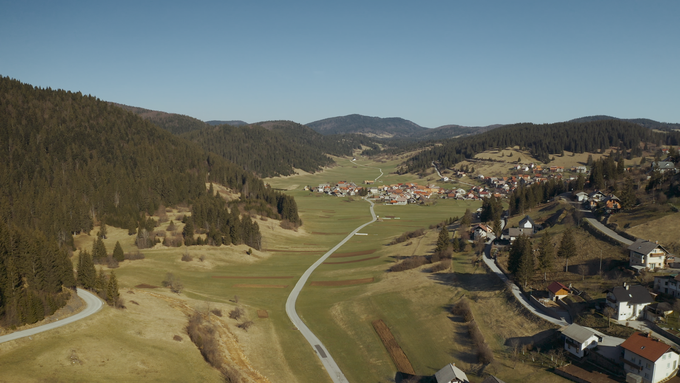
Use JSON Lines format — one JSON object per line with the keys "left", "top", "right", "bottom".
{"left": 629, "top": 239, "right": 671, "bottom": 271}
{"left": 606, "top": 284, "right": 654, "bottom": 321}
{"left": 575, "top": 191, "right": 589, "bottom": 202}
{"left": 435, "top": 363, "right": 469, "bottom": 383}
{"left": 621, "top": 332, "right": 679, "bottom": 383}
{"left": 561, "top": 324, "right": 605, "bottom": 358}
{"left": 472, "top": 224, "right": 493, "bottom": 240}
{"left": 518, "top": 215, "right": 536, "bottom": 232}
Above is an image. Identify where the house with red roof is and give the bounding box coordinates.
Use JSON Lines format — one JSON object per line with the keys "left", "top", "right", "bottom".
{"left": 621, "top": 332, "right": 679, "bottom": 383}
{"left": 547, "top": 281, "right": 570, "bottom": 301}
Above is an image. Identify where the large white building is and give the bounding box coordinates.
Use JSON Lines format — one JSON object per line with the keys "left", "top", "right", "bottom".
{"left": 605, "top": 284, "right": 654, "bottom": 321}
{"left": 621, "top": 332, "right": 679, "bottom": 383}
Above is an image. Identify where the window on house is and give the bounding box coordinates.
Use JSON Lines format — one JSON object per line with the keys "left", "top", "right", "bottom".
{"left": 647, "top": 362, "right": 651, "bottom": 369}
{"left": 674, "top": 360, "right": 677, "bottom": 369}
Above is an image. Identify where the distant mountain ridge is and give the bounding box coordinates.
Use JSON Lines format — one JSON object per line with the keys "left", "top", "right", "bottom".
{"left": 206, "top": 120, "right": 248, "bottom": 127}
{"left": 307, "top": 114, "right": 427, "bottom": 138}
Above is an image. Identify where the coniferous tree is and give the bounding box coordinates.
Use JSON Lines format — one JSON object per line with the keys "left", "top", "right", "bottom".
{"left": 76, "top": 250, "right": 96, "bottom": 290}
{"left": 620, "top": 177, "right": 636, "bottom": 209}
{"left": 508, "top": 235, "right": 531, "bottom": 275}
{"left": 515, "top": 241, "right": 535, "bottom": 288}
{"left": 492, "top": 216, "right": 502, "bottom": 239}
{"left": 537, "top": 232, "right": 555, "bottom": 281}
{"left": 435, "top": 226, "right": 450, "bottom": 253}
{"left": 112, "top": 241, "right": 125, "bottom": 262}
{"left": 182, "top": 220, "right": 195, "bottom": 246}
{"left": 558, "top": 227, "right": 577, "bottom": 273}
{"left": 460, "top": 209, "right": 472, "bottom": 229}
{"left": 92, "top": 238, "right": 107, "bottom": 262}
{"left": 107, "top": 271, "right": 120, "bottom": 306}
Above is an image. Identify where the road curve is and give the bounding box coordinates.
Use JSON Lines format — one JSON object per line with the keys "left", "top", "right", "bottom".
{"left": 0, "top": 289, "right": 103, "bottom": 344}
{"left": 285, "top": 198, "right": 377, "bottom": 383}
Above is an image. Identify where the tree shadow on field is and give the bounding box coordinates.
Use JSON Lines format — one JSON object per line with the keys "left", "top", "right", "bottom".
{"left": 429, "top": 271, "right": 504, "bottom": 293}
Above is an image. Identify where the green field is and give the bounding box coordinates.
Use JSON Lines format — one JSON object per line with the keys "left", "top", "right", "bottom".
{"left": 0, "top": 156, "right": 572, "bottom": 383}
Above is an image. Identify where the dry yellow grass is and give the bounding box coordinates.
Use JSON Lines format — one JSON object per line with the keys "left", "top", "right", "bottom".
{"left": 625, "top": 213, "right": 680, "bottom": 247}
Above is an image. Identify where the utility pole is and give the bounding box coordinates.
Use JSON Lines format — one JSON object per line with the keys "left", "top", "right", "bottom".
{"left": 599, "top": 250, "right": 603, "bottom": 276}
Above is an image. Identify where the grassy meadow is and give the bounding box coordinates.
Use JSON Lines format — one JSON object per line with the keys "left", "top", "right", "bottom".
{"left": 0, "top": 155, "right": 576, "bottom": 383}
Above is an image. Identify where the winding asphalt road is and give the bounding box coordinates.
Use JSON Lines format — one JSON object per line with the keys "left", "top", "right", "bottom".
{"left": 0, "top": 289, "right": 103, "bottom": 344}
{"left": 286, "top": 159, "right": 383, "bottom": 383}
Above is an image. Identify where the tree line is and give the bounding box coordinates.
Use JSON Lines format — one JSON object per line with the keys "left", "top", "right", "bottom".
{"left": 181, "top": 120, "right": 375, "bottom": 178}
{"left": 405, "top": 120, "right": 680, "bottom": 172}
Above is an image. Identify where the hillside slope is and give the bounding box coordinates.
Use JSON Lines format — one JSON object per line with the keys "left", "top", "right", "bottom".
{"left": 183, "top": 120, "right": 374, "bottom": 177}
{"left": 111, "top": 103, "right": 210, "bottom": 134}
{"left": 307, "top": 114, "right": 427, "bottom": 138}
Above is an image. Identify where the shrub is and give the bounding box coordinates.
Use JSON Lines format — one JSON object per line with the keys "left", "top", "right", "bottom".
{"left": 430, "top": 259, "right": 452, "bottom": 273}
{"left": 173, "top": 335, "right": 183, "bottom": 342}
{"left": 229, "top": 307, "right": 244, "bottom": 320}
{"left": 389, "top": 256, "right": 428, "bottom": 272}
{"left": 237, "top": 320, "right": 254, "bottom": 331}
{"left": 389, "top": 228, "right": 426, "bottom": 245}
{"left": 280, "top": 219, "right": 298, "bottom": 231}
{"left": 452, "top": 298, "right": 474, "bottom": 322}
{"left": 162, "top": 273, "right": 184, "bottom": 294}
{"left": 210, "top": 308, "right": 222, "bottom": 317}
{"left": 181, "top": 252, "right": 193, "bottom": 262}
{"left": 124, "top": 251, "right": 145, "bottom": 260}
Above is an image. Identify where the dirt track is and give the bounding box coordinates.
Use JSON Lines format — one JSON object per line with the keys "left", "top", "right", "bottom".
{"left": 232, "top": 284, "right": 289, "bottom": 288}
{"left": 211, "top": 276, "right": 294, "bottom": 279}
{"left": 372, "top": 319, "right": 415, "bottom": 375}
{"left": 310, "top": 278, "right": 374, "bottom": 286}
{"left": 329, "top": 249, "right": 377, "bottom": 258}
{"left": 324, "top": 256, "right": 380, "bottom": 265}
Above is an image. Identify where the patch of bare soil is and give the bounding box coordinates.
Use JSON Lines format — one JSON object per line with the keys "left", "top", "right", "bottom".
{"left": 310, "top": 278, "right": 374, "bottom": 286}
{"left": 211, "top": 276, "right": 294, "bottom": 279}
{"left": 257, "top": 310, "right": 269, "bottom": 319}
{"left": 232, "top": 284, "right": 289, "bottom": 289}
{"left": 135, "top": 284, "right": 159, "bottom": 289}
{"left": 323, "top": 256, "right": 380, "bottom": 265}
{"left": 330, "top": 249, "right": 377, "bottom": 258}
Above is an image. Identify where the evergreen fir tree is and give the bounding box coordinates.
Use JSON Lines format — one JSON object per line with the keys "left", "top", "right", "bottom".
{"left": 558, "top": 227, "right": 577, "bottom": 273}
{"left": 460, "top": 209, "right": 472, "bottom": 229}
{"left": 515, "top": 241, "right": 535, "bottom": 288}
{"left": 76, "top": 250, "right": 96, "bottom": 289}
{"left": 435, "top": 226, "right": 450, "bottom": 253}
{"left": 492, "top": 216, "right": 502, "bottom": 239}
{"left": 107, "top": 271, "right": 120, "bottom": 306}
{"left": 112, "top": 241, "right": 125, "bottom": 262}
{"left": 182, "top": 220, "right": 195, "bottom": 246}
{"left": 537, "top": 232, "right": 554, "bottom": 281}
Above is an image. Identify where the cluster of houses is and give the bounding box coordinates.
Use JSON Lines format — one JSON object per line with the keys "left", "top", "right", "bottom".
{"left": 308, "top": 181, "right": 363, "bottom": 197}
{"left": 575, "top": 190, "right": 623, "bottom": 212}
{"left": 545, "top": 279, "right": 680, "bottom": 383}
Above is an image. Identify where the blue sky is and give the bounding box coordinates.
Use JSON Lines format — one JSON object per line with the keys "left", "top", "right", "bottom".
{"left": 1, "top": 1, "right": 678, "bottom": 128}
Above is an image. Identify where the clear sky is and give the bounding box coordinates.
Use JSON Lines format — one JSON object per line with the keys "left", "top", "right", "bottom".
{"left": 1, "top": 1, "right": 678, "bottom": 128}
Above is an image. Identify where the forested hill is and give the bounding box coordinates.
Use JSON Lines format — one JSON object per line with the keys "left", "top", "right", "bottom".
{"left": 307, "top": 114, "right": 427, "bottom": 138}
{"left": 569, "top": 115, "right": 680, "bottom": 131}
{"left": 406, "top": 119, "right": 680, "bottom": 172}
{"left": 206, "top": 120, "right": 248, "bottom": 127}
{"left": 0, "top": 76, "right": 300, "bottom": 243}
{"left": 111, "top": 103, "right": 210, "bottom": 134}
{"left": 182, "top": 120, "right": 376, "bottom": 177}
{"left": 416, "top": 124, "right": 501, "bottom": 141}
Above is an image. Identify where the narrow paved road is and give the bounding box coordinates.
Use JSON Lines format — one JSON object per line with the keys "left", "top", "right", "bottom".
{"left": 483, "top": 244, "right": 570, "bottom": 326}
{"left": 0, "top": 289, "right": 103, "bottom": 344}
{"left": 286, "top": 160, "right": 384, "bottom": 383}
{"left": 285, "top": 199, "right": 377, "bottom": 383}
{"left": 584, "top": 217, "right": 633, "bottom": 245}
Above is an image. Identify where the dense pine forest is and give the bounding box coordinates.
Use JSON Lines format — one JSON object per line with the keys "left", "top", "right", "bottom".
{"left": 405, "top": 120, "right": 680, "bottom": 172}
{"left": 182, "top": 120, "right": 376, "bottom": 177}
{"left": 112, "top": 103, "right": 210, "bottom": 135}
{"left": 0, "top": 76, "right": 300, "bottom": 326}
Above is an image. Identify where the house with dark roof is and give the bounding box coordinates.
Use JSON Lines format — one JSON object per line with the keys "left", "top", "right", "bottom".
{"left": 629, "top": 239, "right": 671, "bottom": 271}
{"left": 548, "top": 281, "right": 570, "bottom": 301}
{"left": 435, "top": 363, "right": 468, "bottom": 383}
{"left": 480, "top": 376, "right": 506, "bottom": 383}
{"left": 621, "top": 332, "right": 679, "bottom": 383}
{"left": 472, "top": 224, "right": 493, "bottom": 241}
{"left": 652, "top": 161, "right": 677, "bottom": 174}
{"left": 561, "top": 323, "right": 605, "bottom": 358}
{"left": 606, "top": 284, "right": 654, "bottom": 321}
{"left": 518, "top": 215, "right": 536, "bottom": 232}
